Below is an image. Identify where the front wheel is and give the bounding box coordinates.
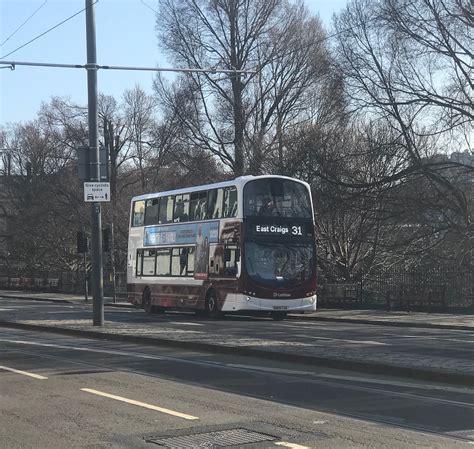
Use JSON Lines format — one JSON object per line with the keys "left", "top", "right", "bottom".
{"left": 205, "top": 291, "right": 221, "bottom": 319}
{"left": 271, "top": 311, "right": 287, "bottom": 321}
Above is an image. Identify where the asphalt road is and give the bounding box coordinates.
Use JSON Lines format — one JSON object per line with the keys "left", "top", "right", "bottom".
{"left": 1, "top": 325, "right": 473, "bottom": 448}
{"left": 1, "top": 299, "right": 473, "bottom": 368}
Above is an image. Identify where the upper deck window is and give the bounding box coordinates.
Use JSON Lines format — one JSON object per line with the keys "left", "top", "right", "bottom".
{"left": 132, "top": 200, "right": 145, "bottom": 227}
{"left": 144, "top": 198, "right": 159, "bottom": 226}
{"left": 173, "top": 194, "right": 190, "bottom": 222}
{"left": 223, "top": 187, "right": 237, "bottom": 218}
{"left": 207, "top": 189, "right": 224, "bottom": 219}
{"left": 243, "top": 179, "right": 312, "bottom": 218}
{"left": 190, "top": 191, "right": 207, "bottom": 221}
{"left": 158, "top": 196, "right": 174, "bottom": 224}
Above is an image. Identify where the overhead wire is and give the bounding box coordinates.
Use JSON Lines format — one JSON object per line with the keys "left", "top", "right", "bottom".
{"left": 1, "top": 0, "right": 48, "bottom": 47}
{"left": 140, "top": 0, "right": 158, "bottom": 14}
{"left": 0, "top": 1, "right": 98, "bottom": 59}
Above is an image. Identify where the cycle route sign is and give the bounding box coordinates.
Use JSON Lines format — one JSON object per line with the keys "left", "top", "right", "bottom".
{"left": 84, "top": 182, "right": 111, "bottom": 202}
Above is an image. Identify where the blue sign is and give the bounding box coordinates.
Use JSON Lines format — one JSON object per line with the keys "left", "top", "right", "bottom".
{"left": 144, "top": 221, "right": 219, "bottom": 246}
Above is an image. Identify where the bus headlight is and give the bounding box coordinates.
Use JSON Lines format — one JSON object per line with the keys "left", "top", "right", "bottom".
{"left": 246, "top": 296, "right": 251, "bottom": 302}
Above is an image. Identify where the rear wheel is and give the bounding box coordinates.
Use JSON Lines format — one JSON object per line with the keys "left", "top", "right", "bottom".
{"left": 205, "top": 291, "right": 221, "bottom": 319}
{"left": 271, "top": 311, "right": 287, "bottom": 321}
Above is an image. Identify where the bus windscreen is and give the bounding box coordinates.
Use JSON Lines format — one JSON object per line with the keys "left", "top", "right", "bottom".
{"left": 243, "top": 179, "right": 312, "bottom": 218}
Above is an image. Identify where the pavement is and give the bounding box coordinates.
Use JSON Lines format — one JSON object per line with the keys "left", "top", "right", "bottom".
{"left": 1, "top": 289, "right": 473, "bottom": 386}
{"left": 1, "top": 289, "right": 472, "bottom": 330}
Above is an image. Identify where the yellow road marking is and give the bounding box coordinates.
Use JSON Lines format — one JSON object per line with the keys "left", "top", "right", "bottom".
{"left": 80, "top": 388, "right": 199, "bottom": 420}
{"left": 0, "top": 365, "right": 48, "bottom": 380}
{"left": 275, "top": 443, "right": 311, "bottom": 449}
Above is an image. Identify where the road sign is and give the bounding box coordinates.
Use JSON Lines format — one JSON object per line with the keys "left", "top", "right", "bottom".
{"left": 84, "top": 182, "right": 111, "bottom": 202}
{"left": 77, "top": 146, "right": 109, "bottom": 181}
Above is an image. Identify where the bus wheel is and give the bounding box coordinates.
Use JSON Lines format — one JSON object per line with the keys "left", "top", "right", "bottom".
{"left": 271, "top": 311, "right": 287, "bottom": 321}
{"left": 206, "top": 291, "right": 221, "bottom": 319}
{"left": 142, "top": 289, "right": 153, "bottom": 314}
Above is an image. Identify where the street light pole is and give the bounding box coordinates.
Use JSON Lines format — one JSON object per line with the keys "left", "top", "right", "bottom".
{"left": 85, "top": 0, "right": 103, "bottom": 326}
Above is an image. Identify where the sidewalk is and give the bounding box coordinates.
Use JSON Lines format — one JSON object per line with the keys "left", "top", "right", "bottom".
{"left": 1, "top": 289, "right": 473, "bottom": 386}
{"left": 1, "top": 289, "right": 472, "bottom": 330}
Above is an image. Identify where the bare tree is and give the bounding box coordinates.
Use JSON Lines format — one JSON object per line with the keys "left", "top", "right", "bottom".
{"left": 331, "top": 0, "right": 473, "bottom": 270}
{"left": 155, "top": 0, "right": 332, "bottom": 175}
{"left": 333, "top": 0, "right": 472, "bottom": 168}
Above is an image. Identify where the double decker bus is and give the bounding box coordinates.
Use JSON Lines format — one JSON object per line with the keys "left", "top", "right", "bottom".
{"left": 127, "top": 175, "right": 317, "bottom": 320}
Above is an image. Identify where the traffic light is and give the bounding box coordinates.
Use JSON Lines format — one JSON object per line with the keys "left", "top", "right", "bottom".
{"left": 102, "top": 225, "right": 111, "bottom": 253}
{"left": 77, "top": 231, "right": 89, "bottom": 254}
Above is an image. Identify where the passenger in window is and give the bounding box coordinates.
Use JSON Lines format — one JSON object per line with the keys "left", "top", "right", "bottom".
{"left": 180, "top": 248, "right": 188, "bottom": 275}
{"left": 199, "top": 200, "right": 207, "bottom": 219}
{"left": 258, "top": 197, "right": 274, "bottom": 216}
{"left": 175, "top": 199, "right": 189, "bottom": 222}
{"left": 175, "top": 199, "right": 183, "bottom": 222}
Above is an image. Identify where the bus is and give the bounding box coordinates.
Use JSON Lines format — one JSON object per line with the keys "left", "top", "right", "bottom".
{"left": 127, "top": 175, "right": 317, "bottom": 320}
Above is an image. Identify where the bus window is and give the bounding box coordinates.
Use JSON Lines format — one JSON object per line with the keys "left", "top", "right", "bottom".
{"left": 170, "top": 247, "right": 191, "bottom": 276}
{"left": 174, "top": 194, "right": 190, "bottom": 223}
{"left": 145, "top": 198, "right": 159, "bottom": 225}
{"left": 207, "top": 189, "right": 223, "bottom": 219}
{"left": 223, "top": 246, "right": 239, "bottom": 277}
{"left": 156, "top": 249, "right": 171, "bottom": 276}
{"left": 223, "top": 186, "right": 237, "bottom": 218}
{"left": 136, "top": 249, "right": 143, "bottom": 276}
{"left": 142, "top": 249, "right": 156, "bottom": 276}
{"left": 171, "top": 248, "right": 181, "bottom": 276}
{"left": 186, "top": 247, "right": 195, "bottom": 276}
{"left": 132, "top": 200, "right": 145, "bottom": 227}
{"left": 190, "top": 191, "right": 207, "bottom": 221}
{"left": 158, "top": 196, "right": 174, "bottom": 224}
{"left": 244, "top": 179, "right": 311, "bottom": 218}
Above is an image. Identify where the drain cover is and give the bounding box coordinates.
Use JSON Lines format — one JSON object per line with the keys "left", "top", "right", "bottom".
{"left": 146, "top": 428, "right": 277, "bottom": 448}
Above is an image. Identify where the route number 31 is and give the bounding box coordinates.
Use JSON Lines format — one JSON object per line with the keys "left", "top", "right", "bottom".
{"left": 291, "top": 226, "right": 303, "bottom": 236}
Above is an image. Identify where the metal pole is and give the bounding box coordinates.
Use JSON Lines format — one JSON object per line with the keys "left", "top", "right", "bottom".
{"left": 83, "top": 250, "right": 89, "bottom": 303}
{"left": 110, "top": 222, "right": 116, "bottom": 303}
{"left": 86, "top": 0, "right": 103, "bottom": 326}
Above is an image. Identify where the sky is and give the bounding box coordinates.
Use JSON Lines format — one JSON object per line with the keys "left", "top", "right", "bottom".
{"left": 0, "top": 0, "right": 347, "bottom": 125}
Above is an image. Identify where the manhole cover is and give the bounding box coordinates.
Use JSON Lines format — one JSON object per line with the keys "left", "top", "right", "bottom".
{"left": 146, "top": 427, "right": 277, "bottom": 448}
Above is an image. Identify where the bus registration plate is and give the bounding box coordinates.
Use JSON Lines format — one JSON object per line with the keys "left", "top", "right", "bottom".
{"left": 273, "top": 306, "right": 288, "bottom": 310}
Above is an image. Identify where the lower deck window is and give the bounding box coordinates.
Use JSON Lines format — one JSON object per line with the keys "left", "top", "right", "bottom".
{"left": 142, "top": 249, "right": 156, "bottom": 275}
{"left": 156, "top": 249, "right": 171, "bottom": 276}
{"left": 136, "top": 246, "right": 195, "bottom": 277}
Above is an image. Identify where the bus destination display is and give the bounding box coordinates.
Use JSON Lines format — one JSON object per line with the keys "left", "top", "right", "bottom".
{"left": 252, "top": 222, "right": 311, "bottom": 238}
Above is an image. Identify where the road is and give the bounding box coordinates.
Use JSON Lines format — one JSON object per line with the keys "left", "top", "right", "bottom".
{"left": 0, "top": 300, "right": 473, "bottom": 448}
{"left": 1, "top": 328, "right": 473, "bottom": 448}
{"left": 1, "top": 298, "right": 473, "bottom": 384}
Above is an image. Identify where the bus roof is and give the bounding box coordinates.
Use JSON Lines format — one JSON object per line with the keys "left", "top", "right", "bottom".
{"left": 130, "top": 175, "right": 310, "bottom": 202}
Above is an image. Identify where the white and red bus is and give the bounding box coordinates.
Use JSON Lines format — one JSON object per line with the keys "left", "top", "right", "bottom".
{"left": 127, "top": 175, "right": 317, "bottom": 320}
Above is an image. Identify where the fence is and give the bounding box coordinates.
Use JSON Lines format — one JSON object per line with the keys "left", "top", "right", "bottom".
{"left": 318, "top": 268, "right": 473, "bottom": 311}
{"left": 362, "top": 269, "right": 473, "bottom": 309}
{"left": 1, "top": 266, "right": 472, "bottom": 311}
{"left": 0, "top": 269, "right": 127, "bottom": 299}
